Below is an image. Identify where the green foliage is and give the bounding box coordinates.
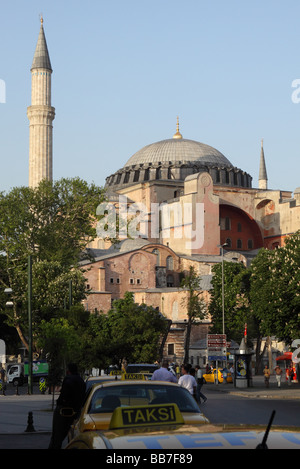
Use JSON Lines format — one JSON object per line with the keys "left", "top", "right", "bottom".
{"left": 36, "top": 295, "right": 169, "bottom": 374}
{"left": 250, "top": 231, "right": 300, "bottom": 343}
{"left": 209, "top": 261, "right": 250, "bottom": 341}
{"left": 180, "top": 266, "right": 206, "bottom": 362}
{"left": 105, "top": 292, "right": 169, "bottom": 364}
{"left": 208, "top": 231, "right": 300, "bottom": 347}
{"left": 0, "top": 178, "right": 105, "bottom": 351}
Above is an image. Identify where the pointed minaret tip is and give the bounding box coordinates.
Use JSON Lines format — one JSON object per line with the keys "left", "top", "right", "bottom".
{"left": 31, "top": 16, "right": 52, "bottom": 72}
{"left": 259, "top": 138, "right": 268, "bottom": 190}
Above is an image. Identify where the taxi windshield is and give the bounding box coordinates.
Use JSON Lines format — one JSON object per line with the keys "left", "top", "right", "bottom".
{"left": 88, "top": 384, "right": 200, "bottom": 414}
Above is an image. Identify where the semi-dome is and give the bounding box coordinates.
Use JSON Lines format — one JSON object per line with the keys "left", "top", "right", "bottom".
{"left": 105, "top": 121, "right": 252, "bottom": 190}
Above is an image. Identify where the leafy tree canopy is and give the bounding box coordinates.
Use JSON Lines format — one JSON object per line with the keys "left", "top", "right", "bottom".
{"left": 0, "top": 178, "right": 105, "bottom": 352}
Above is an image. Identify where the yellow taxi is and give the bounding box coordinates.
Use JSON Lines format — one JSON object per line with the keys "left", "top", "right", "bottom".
{"left": 65, "top": 404, "right": 300, "bottom": 450}
{"left": 85, "top": 374, "right": 121, "bottom": 392}
{"left": 203, "top": 368, "right": 232, "bottom": 384}
{"left": 68, "top": 379, "right": 208, "bottom": 443}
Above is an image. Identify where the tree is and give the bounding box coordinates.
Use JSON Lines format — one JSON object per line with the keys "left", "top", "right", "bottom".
{"left": 180, "top": 266, "right": 207, "bottom": 363}
{"left": 250, "top": 231, "right": 300, "bottom": 344}
{"left": 104, "top": 292, "right": 169, "bottom": 364}
{"left": 0, "top": 178, "right": 105, "bottom": 352}
{"left": 209, "top": 262, "right": 250, "bottom": 342}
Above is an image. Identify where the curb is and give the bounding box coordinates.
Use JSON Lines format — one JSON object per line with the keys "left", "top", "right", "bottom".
{"left": 204, "top": 383, "right": 300, "bottom": 399}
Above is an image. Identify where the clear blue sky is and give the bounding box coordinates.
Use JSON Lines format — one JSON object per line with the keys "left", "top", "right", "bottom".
{"left": 1, "top": 0, "right": 300, "bottom": 193}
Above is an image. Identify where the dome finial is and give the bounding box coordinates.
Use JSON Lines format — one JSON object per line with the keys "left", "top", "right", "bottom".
{"left": 173, "top": 116, "right": 182, "bottom": 139}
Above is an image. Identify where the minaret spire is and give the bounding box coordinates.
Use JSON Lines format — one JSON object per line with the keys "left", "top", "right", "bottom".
{"left": 27, "top": 17, "right": 55, "bottom": 188}
{"left": 259, "top": 138, "right": 268, "bottom": 190}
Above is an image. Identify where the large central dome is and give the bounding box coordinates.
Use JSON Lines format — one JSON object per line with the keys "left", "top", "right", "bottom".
{"left": 105, "top": 121, "right": 252, "bottom": 190}
{"left": 124, "top": 137, "right": 232, "bottom": 168}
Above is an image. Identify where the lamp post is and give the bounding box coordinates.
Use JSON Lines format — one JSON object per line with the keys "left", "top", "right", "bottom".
{"left": 218, "top": 243, "right": 228, "bottom": 368}
{"left": 28, "top": 255, "right": 33, "bottom": 395}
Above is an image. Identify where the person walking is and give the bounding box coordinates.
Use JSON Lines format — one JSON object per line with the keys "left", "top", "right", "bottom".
{"left": 178, "top": 364, "right": 197, "bottom": 397}
{"left": 151, "top": 360, "right": 177, "bottom": 383}
{"left": 274, "top": 365, "right": 282, "bottom": 388}
{"left": 287, "top": 364, "right": 294, "bottom": 386}
{"left": 263, "top": 365, "right": 271, "bottom": 388}
{"left": 49, "top": 363, "right": 86, "bottom": 449}
{"left": 195, "top": 365, "right": 207, "bottom": 404}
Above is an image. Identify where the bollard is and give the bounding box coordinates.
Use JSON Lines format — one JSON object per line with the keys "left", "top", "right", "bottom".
{"left": 15, "top": 384, "right": 19, "bottom": 396}
{"left": 25, "top": 411, "right": 36, "bottom": 432}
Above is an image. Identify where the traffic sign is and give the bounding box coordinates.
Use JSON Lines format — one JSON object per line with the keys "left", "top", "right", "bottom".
{"left": 207, "top": 334, "right": 227, "bottom": 362}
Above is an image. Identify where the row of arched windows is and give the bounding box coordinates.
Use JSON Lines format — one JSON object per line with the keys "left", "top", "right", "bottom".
{"left": 224, "top": 238, "right": 253, "bottom": 249}
{"left": 152, "top": 249, "right": 174, "bottom": 269}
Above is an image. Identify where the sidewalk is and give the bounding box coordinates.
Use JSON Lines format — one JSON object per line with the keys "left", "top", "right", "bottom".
{"left": 206, "top": 374, "right": 300, "bottom": 399}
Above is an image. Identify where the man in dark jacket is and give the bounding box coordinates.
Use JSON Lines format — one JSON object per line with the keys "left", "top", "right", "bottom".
{"left": 49, "top": 363, "right": 86, "bottom": 449}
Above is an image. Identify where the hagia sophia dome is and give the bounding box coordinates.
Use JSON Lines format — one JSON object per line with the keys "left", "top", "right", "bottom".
{"left": 105, "top": 120, "right": 252, "bottom": 190}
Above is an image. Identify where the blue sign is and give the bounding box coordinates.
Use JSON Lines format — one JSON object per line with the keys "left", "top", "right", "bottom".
{"left": 208, "top": 356, "right": 226, "bottom": 361}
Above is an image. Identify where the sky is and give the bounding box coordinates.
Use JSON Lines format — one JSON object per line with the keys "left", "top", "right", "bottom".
{"left": 1, "top": 0, "right": 300, "bottom": 193}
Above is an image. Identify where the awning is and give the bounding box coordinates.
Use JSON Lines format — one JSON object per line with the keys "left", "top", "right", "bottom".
{"left": 276, "top": 352, "right": 292, "bottom": 361}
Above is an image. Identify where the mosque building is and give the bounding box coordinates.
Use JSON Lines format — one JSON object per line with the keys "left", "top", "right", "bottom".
{"left": 28, "top": 20, "right": 300, "bottom": 364}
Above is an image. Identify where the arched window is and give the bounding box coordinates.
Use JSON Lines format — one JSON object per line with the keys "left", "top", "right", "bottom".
{"left": 167, "top": 274, "right": 174, "bottom": 287}
{"left": 225, "top": 217, "right": 231, "bottom": 230}
{"left": 133, "top": 170, "right": 140, "bottom": 182}
{"left": 225, "top": 238, "right": 232, "bottom": 247}
{"left": 247, "top": 239, "right": 253, "bottom": 249}
{"left": 152, "top": 249, "right": 160, "bottom": 265}
{"left": 144, "top": 168, "right": 149, "bottom": 181}
{"left": 166, "top": 255, "right": 174, "bottom": 270}
{"left": 237, "top": 239, "right": 242, "bottom": 249}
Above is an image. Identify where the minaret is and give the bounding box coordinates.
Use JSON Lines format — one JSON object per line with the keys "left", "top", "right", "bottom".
{"left": 27, "top": 17, "right": 55, "bottom": 188}
{"left": 258, "top": 139, "right": 268, "bottom": 190}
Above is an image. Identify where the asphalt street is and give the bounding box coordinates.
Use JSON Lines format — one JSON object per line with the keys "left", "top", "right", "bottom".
{"left": 0, "top": 376, "right": 299, "bottom": 449}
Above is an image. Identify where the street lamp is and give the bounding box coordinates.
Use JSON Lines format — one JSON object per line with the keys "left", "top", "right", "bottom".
{"left": 217, "top": 243, "right": 228, "bottom": 335}
{"left": 218, "top": 243, "right": 228, "bottom": 367}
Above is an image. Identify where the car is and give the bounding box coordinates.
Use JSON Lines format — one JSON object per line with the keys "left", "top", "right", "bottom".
{"left": 68, "top": 379, "right": 208, "bottom": 442}
{"left": 203, "top": 368, "right": 232, "bottom": 384}
{"left": 65, "top": 405, "right": 300, "bottom": 450}
{"left": 85, "top": 374, "right": 121, "bottom": 392}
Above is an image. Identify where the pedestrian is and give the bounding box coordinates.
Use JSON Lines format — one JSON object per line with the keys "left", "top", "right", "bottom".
{"left": 229, "top": 364, "right": 234, "bottom": 382}
{"left": 178, "top": 364, "right": 197, "bottom": 398}
{"left": 0, "top": 367, "right": 6, "bottom": 394}
{"left": 48, "top": 363, "right": 86, "bottom": 449}
{"left": 151, "top": 360, "right": 177, "bottom": 383}
{"left": 274, "top": 365, "right": 282, "bottom": 388}
{"left": 287, "top": 364, "right": 294, "bottom": 386}
{"left": 263, "top": 365, "right": 271, "bottom": 388}
{"left": 195, "top": 365, "right": 207, "bottom": 404}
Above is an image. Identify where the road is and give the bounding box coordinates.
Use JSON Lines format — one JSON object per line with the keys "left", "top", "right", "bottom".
{"left": 0, "top": 379, "right": 299, "bottom": 449}
{"left": 201, "top": 387, "right": 300, "bottom": 427}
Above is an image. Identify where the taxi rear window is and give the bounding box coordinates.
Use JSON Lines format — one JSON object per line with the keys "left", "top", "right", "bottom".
{"left": 88, "top": 384, "right": 200, "bottom": 414}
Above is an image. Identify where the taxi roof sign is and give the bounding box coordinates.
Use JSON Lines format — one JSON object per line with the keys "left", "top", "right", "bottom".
{"left": 109, "top": 403, "right": 184, "bottom": 429}
{"left": 109, "top": 370, "right": 123, "bottom": 376}
{"left": 121, "top": 373, "right": 145, "bottom": 380}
